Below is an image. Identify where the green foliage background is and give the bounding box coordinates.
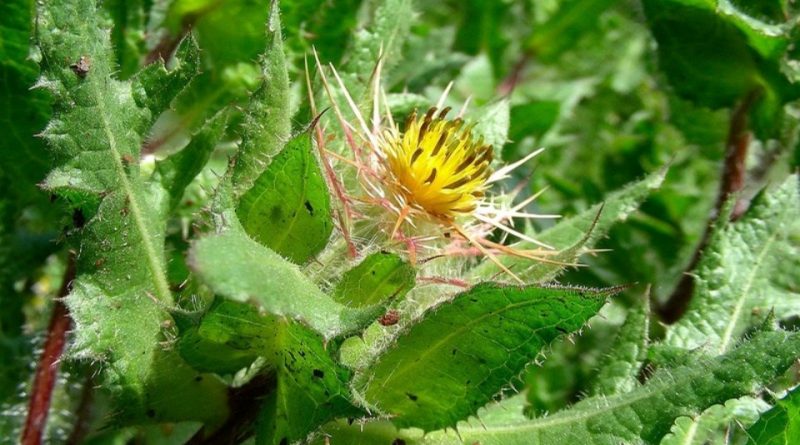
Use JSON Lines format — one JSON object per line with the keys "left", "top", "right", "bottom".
{"left": 1, "top": 0, "right": 799, "bottom": 444}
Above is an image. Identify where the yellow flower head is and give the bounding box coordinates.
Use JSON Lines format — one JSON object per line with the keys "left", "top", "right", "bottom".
{"left": 310, "top": 52, "right": 559, "bottom": 281}
{"left": 380, "top": 107, "right": 492, "bottom": 222}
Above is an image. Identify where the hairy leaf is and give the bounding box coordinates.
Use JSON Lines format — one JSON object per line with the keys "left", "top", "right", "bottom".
{"left": 231, "top": 0, "right": 292, "bottom": 196}
{"left": 154, "top": 110, "right": 228, "bottom": 209}
{"left": 130, "top": 34, "right": 201, "bottom": 125}
{"left": 103, "top": 0, "right": 147, "bottom": 79}
{"left": 321, "top": 330, "right": 800, "bottom": 445}
{"left": 36, "top": 0, "right": 228, "bottom": 425}
{"left": 237, "top": 130, "right": 333, "bottom": 264}
{"left": 661, "top": 397, "right": 767, "bottom": 445}
{"left": 664, "top": 176, "right": 800, "bottom": 354}
{"left": 589, "top": 293, "right": 650, "bottom": 396}
{"left": 178, "top": 298, "right": 276, "bottom": 375}
{"left": 333, "top": 251, "right": 416, "bottom": 307}
{"left": 0, "top": 0, "right": 51, "bottom": 202}
{"left": 189, "top": 224, "right": 384, "bottom": 339}
{"left": 356, "top": 283, "right": 613, "bottom": 431}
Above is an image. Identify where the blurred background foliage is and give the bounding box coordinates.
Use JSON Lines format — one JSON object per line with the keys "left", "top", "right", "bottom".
{"left": 2, "top": 0, "right": 799, "bottom": 443}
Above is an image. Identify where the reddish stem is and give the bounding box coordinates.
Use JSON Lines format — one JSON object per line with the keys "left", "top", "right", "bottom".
{"left": 658, "top": 89, "right": 761, "bottom": 323}
{"left": 21, "top": 253, "right": 75, "bottom": 445}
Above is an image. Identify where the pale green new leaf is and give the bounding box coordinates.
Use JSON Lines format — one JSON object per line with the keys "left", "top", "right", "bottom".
{"left": 356, "top": 283, "right": 613, "bottom": 431}
{"left": 188, "top": 223, "right": 385, "bottom": 339}
{"left": 660, "top": 397, "right": 767, "bottom": 445}
{"left": 664, "top": 175, "right": 800, "bottom": 354}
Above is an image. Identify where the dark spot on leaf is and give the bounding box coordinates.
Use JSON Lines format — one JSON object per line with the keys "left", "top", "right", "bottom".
{"left": 94, "top": 258, "right": 105, "bottom": 268}
{"left": 270, "top": 206, "right": 282, "bottom": 221}
{"left": 304, "top": 200, "right": 314, "bottom": 215}
{"left": 70, "top": 55, "right": 90, "bottom": 78}
{"left": 452, "top": 349, "right": 457, "bottom": 355}
{"left": 121, "top": 154, "right": 134, "bottom": 165}
{"left": 406, "top": 392, "right": 418, "bottom": 402}
{"left": 371, "top": 270, "right": 376, "bottom": 275}
{"left": 313, "top": 369, "right": 324, "bottom": 379}
{"left": 392, "top": 439, "right": 407, "bottom": 445}
{"left": 279, "top": 439, "right": 288, "bottom": 445}
{"left": 146, "top": 408, "right": 156, "bottom": 418}
{"left": 194, "top": 375, "right": 203, "bottom": 382}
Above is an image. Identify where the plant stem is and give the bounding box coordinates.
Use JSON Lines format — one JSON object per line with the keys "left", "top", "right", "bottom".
{"left": 21, "top": 251, "right": 76, "bottom": 445}
{"left": 658, "top": 89, "right": 761, "bottom": 323}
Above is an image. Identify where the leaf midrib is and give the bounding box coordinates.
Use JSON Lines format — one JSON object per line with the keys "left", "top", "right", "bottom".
{"left": 367, "top": 291, "right": 595, "bottom": 396}
{"left": 94, "top": 80, "right": 171, "bottom": 303}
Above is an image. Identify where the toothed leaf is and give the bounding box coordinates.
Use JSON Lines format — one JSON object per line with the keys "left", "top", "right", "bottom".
{"left": 664, "top": 175, "right": 800, "bottom": 354}
{"left": 36, "top": 0, "right": 228, "bottom": 425}
{"left": 356, "top": 283, "right": 613, "bottom": 431}
{"left": 231, "top": 0, "right": 292, "bottom": 196}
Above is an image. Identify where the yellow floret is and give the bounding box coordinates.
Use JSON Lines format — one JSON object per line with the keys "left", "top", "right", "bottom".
{"left": 380, "top": 107, "right": 493, "bottom": 221}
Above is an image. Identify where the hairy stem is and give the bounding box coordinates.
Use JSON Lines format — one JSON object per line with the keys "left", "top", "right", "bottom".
{"left": 21, "top": 252, "right": 76, "bottom": 445}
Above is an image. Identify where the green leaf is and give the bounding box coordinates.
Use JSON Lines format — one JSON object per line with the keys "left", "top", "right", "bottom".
{"left": 281, "top": 0, "right": 364, "bottom": 65}
{"left": 177, "top": 298, "right": 276, "bottom": 375}
{"left": 664, "top": 175, "right": 800, "bottom": 354}
{"left": 322, "top": 329, "right": 800, "bottom": 444}
{"left": 589, "top": 293, "right": 650, "bottom": 397}
{"left": 333, "top": 251, "right": 416, "bottom": 307}
{"left": 130, "top": 34, "right": 201, "bottom": 125}
{"left": 642, "top": 0, "right": 799, "bottom": 119}
{"left": 236, "top": 129, "right": 333, "bottom": 264}
{"left": 355, "top": 283, "right": 612, "bottom": 431}
{"left": 188, "top": 224, "right": 383, "bottom": 339}
{"left": 342, "top": 0, "right": 413, "bottom": 95}
{"left": 473, "top": 99, "right": 510, "bottom": 151}
{"left": 661, "top": 397, "right": 767, "bottom": 445}
{"left": 154, "top": 110, "right": 228, "bottom": 210}
{"left": 469, "top": 167, "right": 668, "bottom": 282}
{"left": 747, "top": 388, "right": 800, "bottom": 444}
{"left": 526, "top": 0, "right": 619, "bottom": 63}
{"left": 36, "top": 0, "right": 228, "bottom": 426}
{"left": 255, "top": 319, "right": 362, "bottom": 445}
{"left": 231, "top": 0, "right": 292, "bottom": 196}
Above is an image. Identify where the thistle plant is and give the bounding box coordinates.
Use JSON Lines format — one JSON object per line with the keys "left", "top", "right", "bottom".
{"left": 2, "top": 1, "right": 800, "bottom": 445}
